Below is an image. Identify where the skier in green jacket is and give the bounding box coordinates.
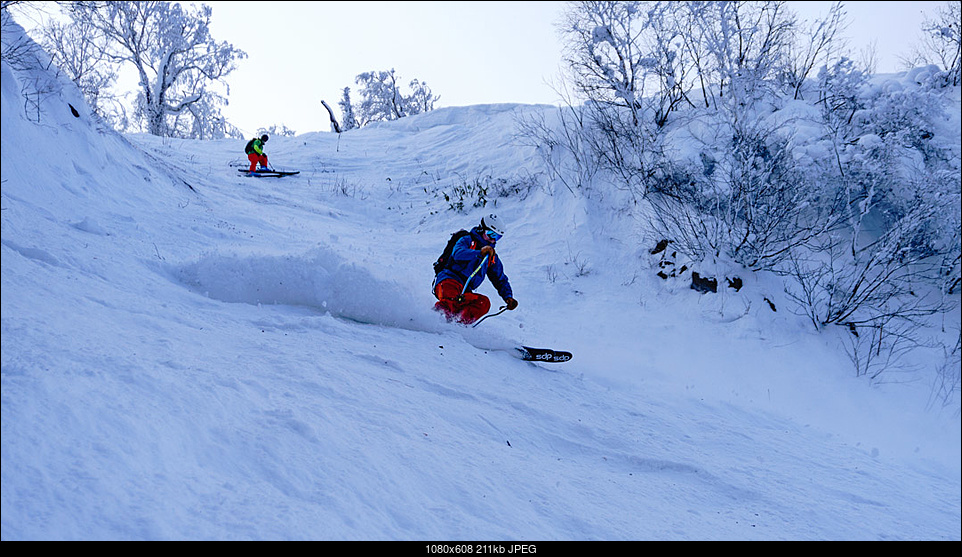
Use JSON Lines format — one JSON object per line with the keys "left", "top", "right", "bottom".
{"left": 245, "top": 134, "right": 269, "bottom": 173}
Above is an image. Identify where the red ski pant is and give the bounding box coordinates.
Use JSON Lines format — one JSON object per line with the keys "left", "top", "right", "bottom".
{"left": 434, "top": 279, "right": 490, "bottom": 325}
{"left": 248, "top": 153, "right": 268, "bottom": 172}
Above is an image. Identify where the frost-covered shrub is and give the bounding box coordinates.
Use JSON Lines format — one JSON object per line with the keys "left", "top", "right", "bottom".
{"left": 777, "top": 69, "right": 959, "bottom": 378}
{"left": 439, "top": 174, "right": 537, "bottom": 214}
{"left": 815, "top": 57, "right": 869, "bottom": 135}
{"left": 542, "top": 1, "right": 961, "bottom": 383}
{"left": 651, "top": 121, "right": 841, "bottom": 273}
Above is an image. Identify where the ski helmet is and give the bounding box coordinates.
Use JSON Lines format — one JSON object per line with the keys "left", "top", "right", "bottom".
{"left": 261, "top": 134, "right": 269, "bottom": 142}
{"left": 481, "top": 214, "right": 504, "bottom": 237}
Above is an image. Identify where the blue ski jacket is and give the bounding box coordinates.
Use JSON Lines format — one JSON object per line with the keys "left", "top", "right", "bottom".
{"left": 435, "top": 226, "right": 513, "bottom": 300}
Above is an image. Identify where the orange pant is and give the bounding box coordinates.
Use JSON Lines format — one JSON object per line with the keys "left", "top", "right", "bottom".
{"left": 248, "top": 153, "right": 268, "bottom": 172}
{"left": 434, "top": 279, "right": 490, "bottom": 324}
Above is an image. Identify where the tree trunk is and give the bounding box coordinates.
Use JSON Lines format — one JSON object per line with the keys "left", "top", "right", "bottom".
{"left": 321, "top": 100, "right": 341, "bottom": 133}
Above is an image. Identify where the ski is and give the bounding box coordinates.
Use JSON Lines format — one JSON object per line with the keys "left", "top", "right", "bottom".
{"left": 239, "top": 169, "right": 300, "bottom": 177}
{"left": 516, "top": 346, "right": 573, "bottom": 363}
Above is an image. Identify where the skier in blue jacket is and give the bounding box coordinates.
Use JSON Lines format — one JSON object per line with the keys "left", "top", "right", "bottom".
{"left": 433, "top": 214, "right": 518, "bottom": 324}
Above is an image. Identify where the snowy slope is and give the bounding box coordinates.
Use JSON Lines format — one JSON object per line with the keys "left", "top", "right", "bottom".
{"left": 2, "top": 23, "right": 959, "bottom": 541}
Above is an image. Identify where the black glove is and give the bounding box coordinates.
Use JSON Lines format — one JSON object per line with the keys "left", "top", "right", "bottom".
{"left": 505, "top": 297, "right": 518, "bottom": 310}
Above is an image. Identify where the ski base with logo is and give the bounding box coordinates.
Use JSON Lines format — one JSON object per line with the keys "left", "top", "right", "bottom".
{"left": 516, "top": 346, "right": 572, "bottom": 363}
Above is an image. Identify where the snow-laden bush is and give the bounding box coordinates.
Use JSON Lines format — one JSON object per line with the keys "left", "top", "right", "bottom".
{"left": 529, "top": 0, "right": 960, "bottom": 384}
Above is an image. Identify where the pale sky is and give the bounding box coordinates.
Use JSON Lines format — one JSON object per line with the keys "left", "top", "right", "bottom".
{"left": 11, "top": 1, "right": 951, "bottom": 136}
{"left": 205, "top": 1, "right": 947, "bottom": 136}
{"left": 205, "top": 1, "right": 570, "bottom": 135}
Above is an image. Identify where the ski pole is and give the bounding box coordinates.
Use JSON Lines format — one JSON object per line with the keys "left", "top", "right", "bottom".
{"left": 472, "top": 305, "right": 507, "bottom": 328}
{"left": 459, "top": 254, "right": 489, "bottom": 300}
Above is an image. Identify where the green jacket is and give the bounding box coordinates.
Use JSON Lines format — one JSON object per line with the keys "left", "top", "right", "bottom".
{"left": 245, "top": 138, "right": 265, "bottom": 156}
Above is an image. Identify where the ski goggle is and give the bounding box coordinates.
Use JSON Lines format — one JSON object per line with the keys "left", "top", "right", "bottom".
{"left": 484, "top": 229, "right": 502, "bottom": 242}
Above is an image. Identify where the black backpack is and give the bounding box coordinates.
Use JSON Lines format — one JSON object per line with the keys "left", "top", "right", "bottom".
{"left": 432, "top": 230, "right": 470, "bottom": 290}
{"left": 244, "top": 138, "right": 256, "bottom": 155}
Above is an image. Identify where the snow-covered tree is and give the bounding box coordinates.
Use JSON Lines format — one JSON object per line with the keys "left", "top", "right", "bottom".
{"left": 37, "top": 14, "right": 126, "bottom": 125}
{"left": 338, "top": 87, "right": 358, "bottom": 131}
{"left": 405, "top": 78, "right": 438, "bottom": 115}
{"left": 258, "top": 124, "right": 296, "bottom": 138}
{"left": 350, "top": 68, "right": 438, "bottom": 127}
{"left": 684, "top": 1, "right": 797, "bottom": 110}
{"left": 1, "top": 2, "right": 48, "bottom": 71}
{"left": 559, "top": 1, "right": 693, "bottom": 127}
{"left": 65, "top": 1, "right": 246, "bottom": 138}
{"left": 782, "top": 1, "right": 848, "bottom": 100}
{"left": 162, "top": 65, "right": 242, "bottom": 140}
{"left": 354, "top": 69, "right": 404, "bottom": 126}
{"left": 903, "top": 0, "right": 961, "bottom": 86}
